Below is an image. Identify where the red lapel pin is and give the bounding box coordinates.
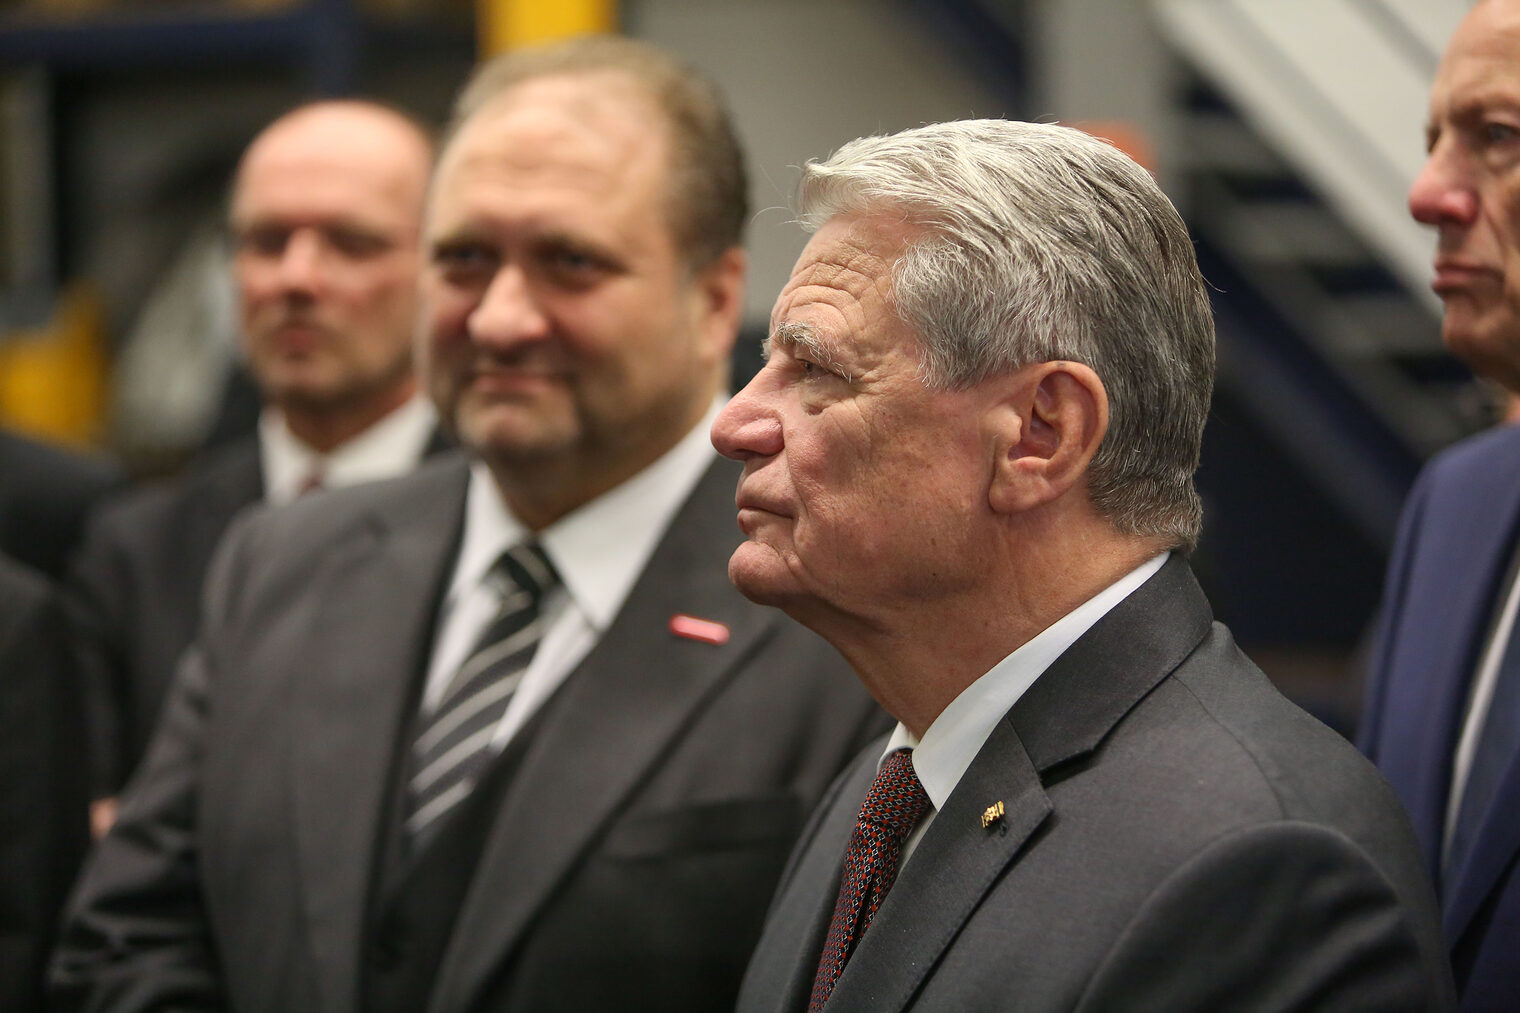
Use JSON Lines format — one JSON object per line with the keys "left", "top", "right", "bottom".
{"left": 669, "top": 614, "right": 730, "bottom": 645}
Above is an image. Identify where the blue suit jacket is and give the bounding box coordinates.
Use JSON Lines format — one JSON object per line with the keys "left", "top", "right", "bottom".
{"left": 1362, "top": 423, "right": 1520, "bottom": 1010}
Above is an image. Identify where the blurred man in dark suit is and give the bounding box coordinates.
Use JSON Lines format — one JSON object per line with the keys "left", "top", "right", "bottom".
{"left": 1361, "top": 2, "right": 1520, "bottom": 1007}
{"left": 53, "top": 37, "right": 881, "bottom": 1013}
{"left": 0, "top": 553, "right": 89, "bottom": 1012}
{"left": 69, "top": 100, "right": 445, "bottom": 819}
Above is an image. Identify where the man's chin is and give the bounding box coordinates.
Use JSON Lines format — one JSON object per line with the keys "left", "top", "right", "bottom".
{"left": 726, "top": 542, "right": 799, "bottom": 608}
{"left": 1443, "top": 314, "right": 1520, "bottom": 390}
{"left": 457, "top": 406, "right": 578, "bottom": 466}
{"left": 263, "top": 376, "right": 345, "bottom": 412}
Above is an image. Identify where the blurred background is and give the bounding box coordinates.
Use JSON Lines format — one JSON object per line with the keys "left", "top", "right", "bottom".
{"left": 0, "top": 0, "right": 1474, "bottom": 734}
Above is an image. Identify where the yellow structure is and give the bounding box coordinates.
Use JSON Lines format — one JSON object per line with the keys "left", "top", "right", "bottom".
{"left": 1, "top": 3, "right": 611, "bottom": 450}
{"left": 0, "top": 284, "right": 109, "bottom": 447}
{"left": 478, "top": 0, "right": 615, "bottom": 55}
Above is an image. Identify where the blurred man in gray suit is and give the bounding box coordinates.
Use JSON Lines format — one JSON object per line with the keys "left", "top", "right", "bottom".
{"left": 718, "top": 119, "right": 1455, "bottom": 1012}
{"left": 69, "top": 100, "right": 445, "bottom": 823}
{"left": 54, "top": 37, "right": 881, "bottom": 1013}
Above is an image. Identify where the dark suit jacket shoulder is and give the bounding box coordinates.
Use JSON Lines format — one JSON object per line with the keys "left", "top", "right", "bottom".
{"left": 1361, "top": 423, "right": 1520, "bottom": 1009}
{"left": 741, "top": 557, "right": 1454, "bottom": 1012}
{"left": 71, "top": 427, "right": 453, "bottom": 796}
{"left": 67, "top": 437, "right": 262, "bottom": 794}
{"left": 54, "top": 453, "right": 885, "bottom": 1013}
{"left": 0, "top": 430, "right": 121, "bottom": 580}
{"left": 0, "top": 555, "right": 90, "bottom": 1013}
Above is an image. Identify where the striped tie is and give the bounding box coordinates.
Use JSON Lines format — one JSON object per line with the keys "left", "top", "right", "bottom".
{"left": 405, "top": 543, "right": 557, "bottom": 840}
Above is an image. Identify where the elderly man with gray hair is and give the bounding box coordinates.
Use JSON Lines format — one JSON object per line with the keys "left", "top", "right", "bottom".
{"left": 717, "top": 119, "right": 1456, "bottom": 1011}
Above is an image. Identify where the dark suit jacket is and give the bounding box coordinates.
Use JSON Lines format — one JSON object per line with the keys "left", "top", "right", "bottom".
{"left": 53, "top": 454, "right": 885, "bottom": 1013}
{"left": 0, "top": 429, "right": 120, "bottom": 581}
{"left": 741, "top": 556, "right": 1455, "bottom": 1012}
{"left": 69, "top": 428, "right": 451, "bottom": 795}
{"left": 0, "top": 555, "right": 90, "bottom": 1013}
{"left": 1361, "top": 424, "right": 1520, "bottom": 1011}
{"left": 68, "top": 437, "right": 261, "bottom": 795}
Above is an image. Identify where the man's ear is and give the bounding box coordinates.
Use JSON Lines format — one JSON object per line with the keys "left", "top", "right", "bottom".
{"left": 986, "top": 361, "right": 1109, "bottom": 515}
{"left": 690, "top": 246, "right": 747, "bottom": 366}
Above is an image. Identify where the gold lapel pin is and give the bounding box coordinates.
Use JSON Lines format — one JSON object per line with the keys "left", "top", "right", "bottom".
{"left": 981, "top": 800, "right": 1005, "bottom": 829}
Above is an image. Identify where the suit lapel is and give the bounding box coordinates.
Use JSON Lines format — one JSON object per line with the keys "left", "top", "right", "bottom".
{"left": 741, "top": 755, "right": 878, "bottom": 1013}
{"left": 289, "top": 464, "right": 468, "bottom": 1013}
{"left": 1445, "top": 747, "right": 1520, "bottom": 946}
{"left": 1009, "top": 555, "right": 1213, "bottom": 769}
{"left": 830, "top": 725, "right": 1050, "bottom": 1012}
{"left": 182, "top": 440, "right": 264, "bottom": 593}
{"left": 1375, "top": 446, "right": 1520, "bottom": 871}
{"left": 430, "top": 459, "right": 779, "bottom": 1012}
{"left": 823, "top": 557, "right": 1212, "bottom": 1012}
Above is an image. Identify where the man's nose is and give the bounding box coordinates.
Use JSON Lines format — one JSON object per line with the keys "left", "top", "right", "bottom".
{"left": 1409, "top": 142, "right": 1480, "bottom": 228}
{"left": 712, "top": 373, "right": 784, "bottom": 461}
{"left": 467, "top": 265, "right": 551, "bottom": 347}
{"left": 275, "top": 228, "right": 327, "bottom": 292}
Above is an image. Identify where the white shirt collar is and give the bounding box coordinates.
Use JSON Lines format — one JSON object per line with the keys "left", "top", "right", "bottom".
{"left": 260, "top": 394, "right": 436, "bottom": 505}
{"left": 882, "top": 552, "right": 1170, "bottom": 811}
{"left": 449, "top": 398, "right": 724, "bottom": 632}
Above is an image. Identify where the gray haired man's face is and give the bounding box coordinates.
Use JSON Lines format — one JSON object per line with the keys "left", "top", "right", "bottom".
{"left": 713, "top": 214, "right": 998, "bottom": 627}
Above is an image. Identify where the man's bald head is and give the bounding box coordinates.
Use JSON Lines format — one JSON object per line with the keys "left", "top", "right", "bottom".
{"left": 234, "top": 100, "right": 433, "bottom": 202}
{"left": 229, "top": 100, "right": 434, "bottom": 450}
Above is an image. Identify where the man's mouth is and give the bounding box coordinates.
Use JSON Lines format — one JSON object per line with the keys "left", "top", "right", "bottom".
{"left": 266, "top": 320, "right": 328, "bottom": 352}
{"left": 1431, "top": 258, "right": 1500, "bottom": 296}
{"left": 735, "top": 492, "right": 791, "bottom": 535}
{"left": 466, "top": 364, "right": 564, "bottom": 396}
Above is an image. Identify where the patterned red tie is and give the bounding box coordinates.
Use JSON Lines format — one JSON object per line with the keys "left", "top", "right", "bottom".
{"left": 296, "top": 466, "right": 325, "bottom": 496}
{"left": 808, "top": 748, "right": 932, "bottom": 1012}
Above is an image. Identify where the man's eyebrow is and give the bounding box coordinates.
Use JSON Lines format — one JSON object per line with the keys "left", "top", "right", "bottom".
{"left": 1447, "top": 91, "right": 1520, "bottom": 130}
{"left": 427, "top": 223, "right": 488, "bottom": 247}
{"left": 766, "top": 321, "right": 856, "bottom": 380}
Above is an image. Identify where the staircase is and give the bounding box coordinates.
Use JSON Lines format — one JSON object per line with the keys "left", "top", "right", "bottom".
{"left": 1155, "top": 0, "right": 1476, "bottom": 544}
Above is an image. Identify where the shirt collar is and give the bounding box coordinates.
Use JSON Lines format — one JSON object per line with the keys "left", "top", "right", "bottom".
{"left": 260, "top": 395, "right": 436, "bottom": 505}
{"left": 451, "top": 398, "right": 724, "bottom": 631}
{"left": 882, "top": 551, "right": 1170, "bottom": 811}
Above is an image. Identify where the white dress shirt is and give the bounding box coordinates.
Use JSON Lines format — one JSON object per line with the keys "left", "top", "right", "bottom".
{"left": 259, "top": 395, "right": 437, "bottom": 505}
{"left": 421, "top": 399, "right": 724, "bottom": 754}
{"left": 883, "top": 552, "right": 1170, "bottom": 867}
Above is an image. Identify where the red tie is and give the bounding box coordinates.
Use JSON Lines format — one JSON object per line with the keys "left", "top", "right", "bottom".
{"left": 809, "top": 749, "right": 931, "bottom": 1011}
{"left": 296, "top": 467, "right": 326, "bottom": 496}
